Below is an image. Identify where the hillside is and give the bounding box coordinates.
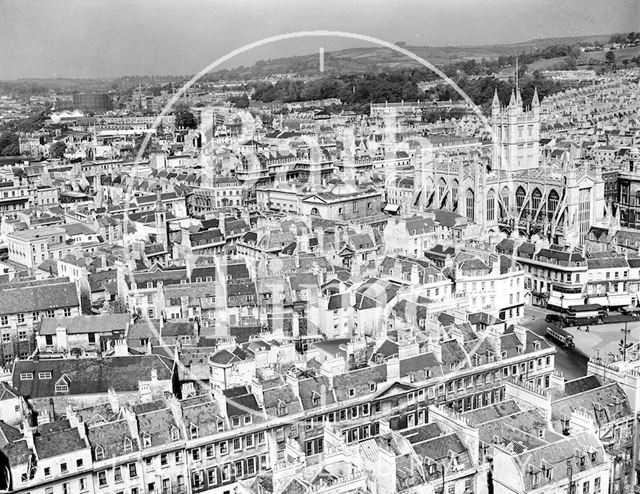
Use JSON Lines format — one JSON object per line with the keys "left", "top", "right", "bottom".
{"left": 216, "top": 34, "right": 620, "bottom": 78}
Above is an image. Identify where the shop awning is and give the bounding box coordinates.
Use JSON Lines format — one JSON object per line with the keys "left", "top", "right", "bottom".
{"left": 384, "top": 203, "right": 400, "bottom": 213}
{"left": 607, "top": 294, "right": 631, "bottom": 307}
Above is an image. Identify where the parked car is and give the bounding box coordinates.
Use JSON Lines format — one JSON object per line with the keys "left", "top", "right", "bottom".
{"left": 545, "top": 314, "right": 562, "bottom": 323}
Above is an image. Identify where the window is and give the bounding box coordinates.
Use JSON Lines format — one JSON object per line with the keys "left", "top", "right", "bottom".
{"left": 18, "top": 330, "right": 27, "bottom": 341}
{"left": 143, "top": 434, "right": 151, "bottom": 447}
{"left": 95, "top": 445, "right": 104, "bottom": 460}
{"left": 20, "top": 373, "right": 33, "bottom": 381}
{"left": 17, "top": 313, "right": 24, "bottom": 323}
{"left": 80, "top": 477, "right": 87, "bottom": 491}
{"left": 174, "top": 451, "right": 183, "bottom": 463}
{"left": 128, "top": 463, "right": 137, "bottom": 478}
{"left": 44, "top": 467, "right": 51, "bottom": 477}
{"left": 192, "top": 448, "right": 200, "bottom": 461}
{"left": 257, "top": 432, "right": 265, "bottom": 444}
{"left": 206, "top": 444, "right": 215, "bottom": 458}
{"left": 171, "top": 427, "right": 180, "bottom": 441}
{"left": 190, "top": 424, "right": 198, "bottom": 439}
{"left": 114, "top": 466, "right": 122, "bottom": 483}
{"left": 160, "top": 453, "right": 168, "bottom": 466}
{"left": 0, "top": 316, "right": 6, "bottom": 325}
{"left": 594, "top": 477, "right": 600, "bottom": 492}
{"left": 220, "top": 441, "right": 228, "bottom": 455}
{"left": 233, "top": 438, "right": 241, "bottom": 452}
{"left": 61, "top": 462, "right": 68, "bottom": 474}
{"left": 245, "top": 434, "right": 254, "bottom": 448}
{"left": 192, "top": 471, "right": 203, "bottom": 487}
{"left": 76, "top": 459, "right": 83, "bottom": 468}
{"left": 55, "top": 383, "right": 69, "bottom": 393}
{"left": 207, "top": 468, "right": 217, "bottom": 485}
{"left": 583, "top": 480, "right": 590, "bottom": 493}
{"left": 98, "top": 471, "right": 107, "bottom": 487}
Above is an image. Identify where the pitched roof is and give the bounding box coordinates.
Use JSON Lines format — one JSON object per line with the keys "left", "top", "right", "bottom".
{"left": 0, "top": 281, "right": 79, "bottom": 314}
{"left": 39, "top": 314, "right": 130, "bottom": 335}
{"left": 12, "top": 355, "right": 173, "bottom": 398}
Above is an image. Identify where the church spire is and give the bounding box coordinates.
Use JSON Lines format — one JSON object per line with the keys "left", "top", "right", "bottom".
{"left": 492, "top": 88, "right": 500, "bottom": 108}
{"left": 509, "top": 89, "right": 516, "bottom": 108}
{"left": 514, "top": 57, "right": 522, "bottom": 106}
{"left": 532, "top": 87, "right": 540, "bottom": 107}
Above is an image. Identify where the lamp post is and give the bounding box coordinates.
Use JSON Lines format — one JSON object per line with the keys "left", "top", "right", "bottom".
{"left": 560, "top": 293, "right": 565, "bottom": 314}
{"left": 620, "top": 321, "right": 632, "bottom": 361}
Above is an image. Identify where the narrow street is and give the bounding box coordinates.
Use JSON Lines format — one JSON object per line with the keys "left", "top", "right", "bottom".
{"left": 522, "top": 305, "right": 589, "bottom": 381}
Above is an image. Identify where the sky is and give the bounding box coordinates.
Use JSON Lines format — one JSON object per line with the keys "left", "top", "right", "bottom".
{"left": 0, "top": 0, "right": 637, "bottom": 80}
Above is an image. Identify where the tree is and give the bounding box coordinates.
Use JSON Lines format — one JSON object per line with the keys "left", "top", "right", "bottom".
{"left": 174, "top": 105, "right": 198, "bottom": 129}
{"left": 50, "top": 141, "right": 66, "bottom": 159}
{"left": 606, "top": 50, "right": 616, "bottom": 65}
{"left": 0, "top": 132, "right": 19, "bottom": 156}
{"left": 564, "top": 56, "right": 577, "bottom": 70}
{"left": 230, "top": 94, "right": 250, "bottom": 108}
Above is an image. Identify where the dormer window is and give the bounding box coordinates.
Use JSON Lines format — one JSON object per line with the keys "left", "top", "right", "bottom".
{"left": 243, "top": 415, "right": 252, "bottom": 425}
{"left": 590, "top": 451, "right": 597, "bottom": 463}
{"left": 190, "top": 424, "right": 199, "bottom": 439}
{"left": 143, "top": 433, "right": 152, "bottom": 448}
{"left": 349, "top": 388, "right": 355, "bottom": 397}
{"left": 501, "top": 351, "right": 507, "bottom": 359}
{"left": 124, "top": 437, "right": 133, "bottom": 453}
{"left": 171, "top": 427, "right": 180, "bottom": 441}
{"left": 369, "top": 382, "right": 377, "bottom": 392}
{"left": 55, "top": 380, "right": 69, "bottom": 393}
{"left": 217, "top": 420, "right": 225, "bottom": 432}
{"left": 95, "top": 445, "right": 105, "bottom": 461}
{"left": 312, "top": 391, "right": 321, "bottom": 407}
{"left": 533, "top": 341, "right": 541, "bottom": 351}
{"left": 277, "top": 401, "right": 288, "bottom": 417}
{"left": 517, "top": 346, "right": 524, "bottom": 355}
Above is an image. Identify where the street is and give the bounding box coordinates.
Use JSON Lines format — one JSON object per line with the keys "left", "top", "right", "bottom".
{"left": 522, "top": 305, "right": 589, "bottom": 381}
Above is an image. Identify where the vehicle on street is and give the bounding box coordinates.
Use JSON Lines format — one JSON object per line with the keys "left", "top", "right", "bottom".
{"left": 545, "top": 325, "right": 576, "bottom": 349}
{"left": 545, "top": 314, "right": 562, "bottom": 323}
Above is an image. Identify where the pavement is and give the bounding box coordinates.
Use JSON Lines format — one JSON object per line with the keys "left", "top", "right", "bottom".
{"left": 522, "top": 305, "right": 588, "bottom": 381}
{"left": 561, "top": 317, "right": 640, "bottom": 361}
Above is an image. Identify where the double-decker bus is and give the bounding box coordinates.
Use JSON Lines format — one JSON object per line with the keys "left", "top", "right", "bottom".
{"left": 562, "top": 304, "right": 605, "bottom": 326}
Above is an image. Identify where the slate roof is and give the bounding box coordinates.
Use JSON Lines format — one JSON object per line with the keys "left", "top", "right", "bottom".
{"left": 136, "top": 404, "right": 181, "bottom": 448}
{"left": 354, "top": 278, "right": 401, "bottom": 310}
{"left": 39, "top": 314, "right": 130, "bottom": 335}
{"left": 333, "top": 364, "right": 387, "bottom": 401}
{"left": 0, "top": 281, "right": 79, "bottom": 314}
{"left": 86, "top": 419, "right": 138, "bottom": 459}
{"left": 12, "top": 355, "right": 173, "bottom": 398}
{"left": 298, "top": 375, "right": 336, "bottom": 411}
{"left": 34, "top": 420, "right": 87, "bottom": 459}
